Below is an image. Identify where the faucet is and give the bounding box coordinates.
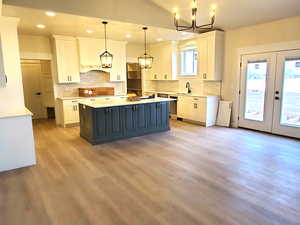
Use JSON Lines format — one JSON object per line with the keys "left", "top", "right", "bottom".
{"left": 185, "top": 82, "right": 192, "bottom": 94}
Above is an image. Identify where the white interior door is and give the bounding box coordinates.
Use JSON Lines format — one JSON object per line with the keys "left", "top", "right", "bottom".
{"left": 239, "top": 53, "right": 277, "bottom": 132}
{"left": 272, "top": 50, "right": 300, "bottom": 138}
{"left": 21, "top": 60, "right": 44, "bottom": 119}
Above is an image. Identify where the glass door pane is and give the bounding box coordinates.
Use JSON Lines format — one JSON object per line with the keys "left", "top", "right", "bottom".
{"left": 244, "top": 61, "right": 268, "bottom": 121}
{"left": 280, "top": 58, "right": 300, "bottom": 127}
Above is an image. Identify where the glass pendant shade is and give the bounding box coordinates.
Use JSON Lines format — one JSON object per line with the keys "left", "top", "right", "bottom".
{"left": 100, "top": 21, "right": 113, "bottom": 69}
{"left": 138, "top": 54, "right": 153, "bottom": 69}
{"left": 100, "top": 50, "right": 113, "bottom": 68}
{"left": 138, "top": 27, "right": 153, "bottom": 69}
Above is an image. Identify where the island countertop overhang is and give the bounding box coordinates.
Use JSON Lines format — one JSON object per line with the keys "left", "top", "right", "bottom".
{"left": 80, "top": 97, "right": 175, "bottom": 109}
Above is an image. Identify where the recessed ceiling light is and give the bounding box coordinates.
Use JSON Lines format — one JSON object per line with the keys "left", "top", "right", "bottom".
{"left": 86, "top": 30, "right": 94, "bottom": 34}
{"left": 156, "top": 38, "right": 163, "bottom": 41}
{"left": 125, "top": 34, "right": 132, "bottom": 38}
{"left": 45, "top": 11, "right": 56, "bottom": 17}
{"left": 36, "top": 24, "right": 45, "bottom": 29}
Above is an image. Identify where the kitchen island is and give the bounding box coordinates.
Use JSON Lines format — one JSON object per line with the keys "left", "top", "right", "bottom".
{"left": 79, "top": 97, "right": 174, "bottom": 144}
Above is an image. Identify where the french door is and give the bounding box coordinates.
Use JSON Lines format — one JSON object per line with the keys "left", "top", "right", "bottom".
{"left": 239, "top": 50, "right": 300, "bottom": 139}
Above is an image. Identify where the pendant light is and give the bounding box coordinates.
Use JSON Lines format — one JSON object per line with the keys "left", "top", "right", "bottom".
{"left": 138, "top": 27, "right": 153, "bottom": 69}
{"left": 100, "top": 21, "right": 113, "bottom": 68}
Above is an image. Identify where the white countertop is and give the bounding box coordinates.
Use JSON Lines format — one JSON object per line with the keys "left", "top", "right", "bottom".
{"left": 0, "top": 108, "right": 33, "bottom": 119}
{"left": 57, "top": 95, "right": 127, "bottom": 100}
{"left": 144, "top": 90, "right": 219, "bottom": 98}
{"left": 82, "top": 97, "right": 175, "bottom": 108}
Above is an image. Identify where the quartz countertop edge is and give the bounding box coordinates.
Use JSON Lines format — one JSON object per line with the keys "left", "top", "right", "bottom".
{"left": 143, "top": 90, "right": 219, "bottom": 98}
{"left": 82, "top": 98, "right": 175, "bottom": 108}
{"left": 57, "top": 95, "right": 127, "bottom": 100}
{"left": 0, "top": 108, "right": 33, "bottom": 119}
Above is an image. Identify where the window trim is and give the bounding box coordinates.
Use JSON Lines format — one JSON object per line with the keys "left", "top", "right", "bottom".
{"left": 179, "top": 45, "right": 198, "bottom": 77}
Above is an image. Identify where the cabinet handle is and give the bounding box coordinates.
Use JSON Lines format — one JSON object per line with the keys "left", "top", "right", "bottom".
{"left": 194, "top": 103, "right": 198, "bottom": 109}
{"left": 154, "top": 74, "right": 157, "bottom": 79}
{"left": 164, "top": 74, "right": 167, "bottom": 79}
{"left": 5, "top": 75, "right": 7, "bottom": 84}
{"left": 203, "top": 73, "right": 207, "bottom": 79}
{"left": 117, "top": 75, "right": 120, "bottom": 80}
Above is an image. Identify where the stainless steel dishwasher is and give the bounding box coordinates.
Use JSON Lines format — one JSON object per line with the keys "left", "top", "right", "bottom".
{"left": 157, "top": 93, "right": 177, "bottom": 118}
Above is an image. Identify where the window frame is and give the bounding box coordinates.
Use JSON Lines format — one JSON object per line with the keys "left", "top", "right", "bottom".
{"left": 179, "top": 45, "right": 198, "bottom": 77}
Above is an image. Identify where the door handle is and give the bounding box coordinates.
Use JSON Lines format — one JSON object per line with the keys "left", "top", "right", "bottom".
{"left": 275, "top": 96, "right": 280, "bottom": 100}
{"left": 275, "top": 91, "right": 279, "bottom": 94}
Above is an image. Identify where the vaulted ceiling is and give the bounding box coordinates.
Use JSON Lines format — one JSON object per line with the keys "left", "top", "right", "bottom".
{"left": 3, "top": 0, "right": 300, "bottom": 31}
{"left": 150, "top": 0, "right": 300, "bottom": 30}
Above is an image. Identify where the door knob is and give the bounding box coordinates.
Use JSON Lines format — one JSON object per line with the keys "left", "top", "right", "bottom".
{"left": 275, "top": 96, "right": 280, "bottom": 100}
{"left": 275, "top": 91, "right": 279, "bottom": 94}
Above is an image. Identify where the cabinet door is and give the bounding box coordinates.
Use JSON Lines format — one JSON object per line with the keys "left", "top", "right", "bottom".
{"left": 156, "top": 102, "right": 169, "bottom": 129}
{"left": 136, "top": 104, "right": 146, "bottom": 130}
{"left": 106, "top": 107, "right": 123, "bottom": 138}
{"left": 95, "top": 108, "right": 107, "bottom": 139}
{"left": 177, "top": 97, "right": 192, "bottom": 119}
{"left": 55, "top": 38, "right": 80, "bottom": 83}
{"left": 123, "top": 105, "right": 137, "bottom": 136}
{"left": 109, "top": 41, "right": 126, "bottom": 82}
{"left": 63, "top": 100, "right": 79, "bottom": 124}
{"left": 191, "top": 98, "right": 206, "bottom": 122}
{"left": 145, "top": 103, "right": 157, "bottom": 131}
{"left": 198, "top": 37, "right": 208, "bottom": 80}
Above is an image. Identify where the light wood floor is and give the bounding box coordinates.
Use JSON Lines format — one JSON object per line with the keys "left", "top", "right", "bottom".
{"left": 1, "top": 119, "right": 300, "bottom": 225}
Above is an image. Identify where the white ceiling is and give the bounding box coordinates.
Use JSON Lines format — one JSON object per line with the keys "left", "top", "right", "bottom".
{"left": 2, "top": 5, "right": 197, "bottom": 44}
{"left": 150, "top": 0, "right": 300, "bottom": 30}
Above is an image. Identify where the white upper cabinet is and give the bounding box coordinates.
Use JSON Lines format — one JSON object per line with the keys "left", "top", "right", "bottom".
{"left": 0, "top": 35, "right": 6, "bottom": 88}
{"left": 52, "top": 35, "right": 80, "bottom": 84}
{"left": 197, "top": 31, "right": 224, "bottom": 81}
{"left": 149, "top": 41, "right": 178, "bottom": 81}
{"left": 77, "top": 38, "right": 127, "bottom": 82}
{"left": 108, "top": 40, "right": 127, "bottom": 82}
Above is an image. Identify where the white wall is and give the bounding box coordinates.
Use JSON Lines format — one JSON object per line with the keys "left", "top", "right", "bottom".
{"left": 126, "top": 43, "right": 144, "bottom": 60}
{"left": 0, "top": 17, "right": 25, "bottom": 112}
{"left": 0, "top": 0, "right": 3, "bottom": 16}
{"left": 4, "top": 0, "right": 175, "bottom": 29}
{"left": 19, "top": 35, "right": 52, "bottom": 60}
{"left": 222, "top": 16, "right": 300, "bottom": 126}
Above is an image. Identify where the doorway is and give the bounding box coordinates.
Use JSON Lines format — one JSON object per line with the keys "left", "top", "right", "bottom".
{"left": 239, "top": 50, "right": 300, "bottom": 139}
{"left": 21, "top": 60, "right": 55, "bottom": 119}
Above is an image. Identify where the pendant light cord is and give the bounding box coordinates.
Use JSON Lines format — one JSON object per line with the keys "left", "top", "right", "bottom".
{"left": 144, "top": 29, "right": 147, "bottom": 56}
{"left": 104, "top": 23, "right": 107, "bottom": 52}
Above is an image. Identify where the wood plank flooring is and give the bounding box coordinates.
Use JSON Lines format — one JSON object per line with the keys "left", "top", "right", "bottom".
{"left": 1, "top": 119, "right": 300, "bottom": 225}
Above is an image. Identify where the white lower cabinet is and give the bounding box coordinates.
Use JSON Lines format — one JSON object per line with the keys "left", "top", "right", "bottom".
{"left": 63, "top": 100, "right": 80, "bottom": 125}
{"left": 56, "top": 96, "right": 126, "bottom": 127}
{"left": 57, "top": 99, "right": 80, "bottom": 127}
{"left": 177, "top": 95, "right": 219, "bottom": 127}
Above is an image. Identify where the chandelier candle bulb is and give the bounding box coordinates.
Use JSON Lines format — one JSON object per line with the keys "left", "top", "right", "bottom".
{"left": 191, "top": 0, "right": 197, "bottom": 9}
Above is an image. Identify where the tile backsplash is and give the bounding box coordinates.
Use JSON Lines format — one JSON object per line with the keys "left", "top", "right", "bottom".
{"left": 154, "top": 79, "right": 221, "bottom": 96}
{"left": 55, "top": 71, "right": 125, "bottom": 97}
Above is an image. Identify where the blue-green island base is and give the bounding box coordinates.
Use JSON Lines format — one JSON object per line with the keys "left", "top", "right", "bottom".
{"left": 79, "top": 101, "right": 170, "bottom": 145}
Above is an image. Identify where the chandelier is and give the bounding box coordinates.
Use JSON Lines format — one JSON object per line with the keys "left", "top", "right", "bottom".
{"left": 174, "top": 0, "right": 217, "bottom": 33}
{"left": 100, "top": 21, "right": 113, "bottom": 68}
{"left": 138, "top": 27, "right": 153, "bottom": 69}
